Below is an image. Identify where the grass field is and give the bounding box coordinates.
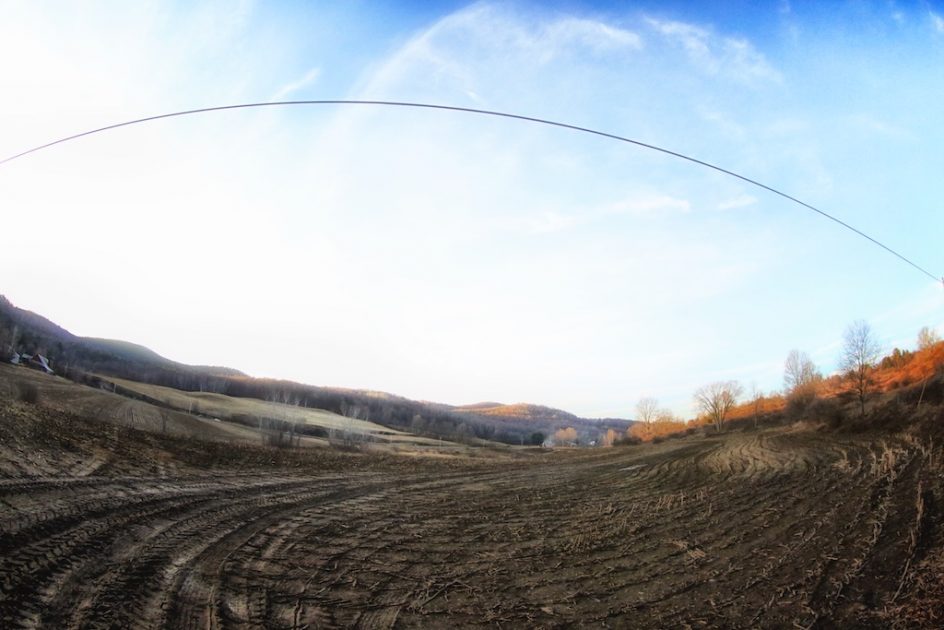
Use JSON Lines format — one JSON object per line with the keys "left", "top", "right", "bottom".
{"left": 1, "top": 363, "right": 942, "bottom": 628}
{"left": 0, "top": 365, "right": 479, "bottom": 454}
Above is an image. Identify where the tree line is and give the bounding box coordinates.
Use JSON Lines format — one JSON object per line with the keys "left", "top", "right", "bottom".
{"left": 626, "top": 321, "right": 942, "bottom": 441}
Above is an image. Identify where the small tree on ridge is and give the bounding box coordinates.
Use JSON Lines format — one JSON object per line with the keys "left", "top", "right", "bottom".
{"left": 840, "top": 320, "right": 882, "bottom": 417}
{"left": 694, "top": 380, "right": 743, "bottom": 432}
{"left": 635, "top": 397, "right": 659, "bottom": 425}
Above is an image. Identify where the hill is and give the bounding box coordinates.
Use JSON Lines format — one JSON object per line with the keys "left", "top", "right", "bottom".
{"left": 0, "top": 296, "right": 247, "bottom": 382}
{"left": 0, "top": 294, "right": 629, "bottom": 445}
{"left": 450, "top": 401, "right": 633, "bottom": 438}
{"left": 454, "top": 402, "right": 580, "bottom": 422}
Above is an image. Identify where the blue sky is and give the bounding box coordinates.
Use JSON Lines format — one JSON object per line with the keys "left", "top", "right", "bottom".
{"left": 1, "top": 1, "right": 942, "bottom": 418}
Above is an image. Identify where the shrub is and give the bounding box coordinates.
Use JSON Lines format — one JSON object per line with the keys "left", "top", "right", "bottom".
{"left": 16, "top": 383, "right": 40, "bottom": 404}
{"left": 807, "top": 397, "right": 844, "bottom": 429}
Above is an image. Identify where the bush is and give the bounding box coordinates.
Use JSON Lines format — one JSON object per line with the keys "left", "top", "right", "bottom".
{"left": 785, "top": 390, "right": 818, "bottom": 419}
{"left": 16, "top": 383, "right": 40, "bottom": 404}
{"left": 807, "top": 397, "right": 844, "bottom": 429}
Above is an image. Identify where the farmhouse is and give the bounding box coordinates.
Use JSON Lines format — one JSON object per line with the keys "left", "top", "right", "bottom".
{"left": 12, "top": 352, "right": 54, "bottom": 374}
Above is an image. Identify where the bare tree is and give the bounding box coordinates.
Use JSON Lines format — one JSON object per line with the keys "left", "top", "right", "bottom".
{"left": 635, "top": 397, "right": 659, "bottom": 425}
{"left": 840, "top": 320, "right": 882, "bottom": 416}
{"left": 783, "top": 350, "right": 820, "bottom": 394}
{"left": 693, "top": 381, "right": 743, "bottom": 432}
{"left": 749, "top": 382, "right": 762, "bottom": 429}
{"left": 917, "top": 326, "right": 941, "bottom": 350}
{"left": 783, "top": 349, "right": 821, "bottom": 412}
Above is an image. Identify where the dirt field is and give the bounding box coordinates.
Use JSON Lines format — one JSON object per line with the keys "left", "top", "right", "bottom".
{"left": 1, "top": 369, "right": 943, "bottom": 628}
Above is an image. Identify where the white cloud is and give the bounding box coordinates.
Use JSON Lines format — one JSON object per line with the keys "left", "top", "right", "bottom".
{"left": 847, "top": 113, "right": 910, "bottom": 139}
{"left": 931, "top": 11, "right": 944, "bottom": 33}
{"left": 645, "top": 17, "right": 780, "bottom": 83}
{"left": 603, "top": 194, "right": 691, "bottom": 216}
{"left": 358, "top": 5, "right": 642, "bottom": 100}
{"left": 717, "top": 194, "right": 757, "bottom": 210}
{"left": 546, "top": 18, "right": 643, "bottom": 55}
{"left": 526, "top": 211, "right": 581, "bottom": 234}
{"left": 270, "top": 67, "right": 321, "bottom": 100}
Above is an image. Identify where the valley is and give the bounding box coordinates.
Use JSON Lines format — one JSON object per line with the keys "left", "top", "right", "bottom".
{"left": 1, "top": 365, "right": 941, "bottom": 628}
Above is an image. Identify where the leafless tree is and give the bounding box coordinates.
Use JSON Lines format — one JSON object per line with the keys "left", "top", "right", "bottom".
{"left": 635, "top": 397, "right": 659, "bottom": 425}
{"left": 783, "top": 350, "right": 820, "bottom": 394}
{"left": 694, "top": 380, "right": 743, "bottom": 432}
{"left": 917, "top": 326, "right": 941, "bottom": 350}
{"left": 840, "top": 320, "right": 882, "bottom": 416}
{"left": 749, "top": 382, "right": 762, "bottom": 429}
{"left": 784, "top": 349, "right": 821, "bottom": 412}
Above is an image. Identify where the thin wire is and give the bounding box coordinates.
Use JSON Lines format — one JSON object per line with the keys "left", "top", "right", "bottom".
{"left": 1, "top": 99, "right": 939, "bottom": 284}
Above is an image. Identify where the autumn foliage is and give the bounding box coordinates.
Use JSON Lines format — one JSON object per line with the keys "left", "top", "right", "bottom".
{"left": 628, "top": 418, "right": 687, "bottom": 442}
{"left": 630, "top": 339, "right": 944, "bottom": 444}
{"left": 872, "top": 341, "right": 944, "bottom": 391}
{"left": 551, "top": 427, "right": 578, "bottom": 446}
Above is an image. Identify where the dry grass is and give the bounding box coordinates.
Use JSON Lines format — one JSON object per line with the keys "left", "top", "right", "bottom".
{"left": 102, "top": 375, "right": 448, "bottom": 448}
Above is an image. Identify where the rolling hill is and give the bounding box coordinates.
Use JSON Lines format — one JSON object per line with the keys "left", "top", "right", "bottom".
{"left": 0, "top": 294, "right": 631, "bottom": 445}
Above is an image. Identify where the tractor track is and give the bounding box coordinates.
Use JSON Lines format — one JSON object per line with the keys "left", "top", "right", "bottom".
{"left": 2, "top": 386, "right": 942, "bottom": 628}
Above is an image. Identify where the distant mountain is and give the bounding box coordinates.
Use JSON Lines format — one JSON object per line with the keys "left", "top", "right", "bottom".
{"left": 0, "top": 296, "right": 246, "bottom": 380}
{"left": 0, "top": 295, "right": 75, "bottom": 342}
{"left": 82, "top": 338, "right": 242, "bottom": 377}
{"left": 453, "top": 402, "right": 579, "bottom": 423}
{"left": 451, "top": 402, "right": 632, "bottom": 434}
{"left": 0, "top": 294, "right": 630, "bottom": 445}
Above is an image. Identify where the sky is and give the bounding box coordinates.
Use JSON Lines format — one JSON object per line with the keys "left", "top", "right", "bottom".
{"left": 1, "top": 0, "right": 942, "bottom": 418}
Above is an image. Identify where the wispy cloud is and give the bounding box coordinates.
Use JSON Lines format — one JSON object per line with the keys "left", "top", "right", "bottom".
{"left": 526, "top": 211, "right": 581, "bottom": 234}
{"left": 516, "top": 194, "right": 690, "bottom": 234}
{"left": 846, "top": 113, "right": 911, "bottom": 139}
{"left": 546, "top": 18, "right": 643, "bottom": 56}
{"left": 358, "top": 5, "right": 642, "bottom": 99}
{"left": 717, "top": 194, "right": 757, "bottom": 210}
{"left": 271, "top": 67, "right": 321, "bottom": 100}
{"left": 931, "top": 11, "right": 944, "bottom": 33}
{"left": 645, "top": 17, "right": 780, "bottom": 83}
{"left": 603, "top": 194, "right": 691, "bottom": 216}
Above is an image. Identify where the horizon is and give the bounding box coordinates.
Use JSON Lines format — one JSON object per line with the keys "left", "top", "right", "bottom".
{"left": 1, "top": 291, "right": 938, "bottom": 424}
{"left": 2, "top": 1, "right": 942, "bottom": 418}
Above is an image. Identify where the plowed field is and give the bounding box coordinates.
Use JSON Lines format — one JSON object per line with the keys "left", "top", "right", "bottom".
{"left": 2, "top": 379, "right": 943, "bottom": 628}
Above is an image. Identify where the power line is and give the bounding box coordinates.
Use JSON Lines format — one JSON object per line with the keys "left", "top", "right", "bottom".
{"left": 1, "top": 99, "right": 940, "bottom": 285}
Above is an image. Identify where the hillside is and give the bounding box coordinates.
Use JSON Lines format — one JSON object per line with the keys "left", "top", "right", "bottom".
{"left": 450, "top": 401, "right": 633, "bottom": 436}
{"left": 0, "top": 295, "right": 629, "bottom": 445}
{"left": 454, "top": 402, "right": 580, "bottom": 422}
{"left": 0, "top": 296, "right": 247, "bottom": 381}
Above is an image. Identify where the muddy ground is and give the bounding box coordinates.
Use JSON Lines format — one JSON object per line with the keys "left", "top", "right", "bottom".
{"left": 1, "top": 370, "right": 943, "bottom": 628}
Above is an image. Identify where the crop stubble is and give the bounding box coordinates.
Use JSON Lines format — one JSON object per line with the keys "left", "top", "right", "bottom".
{"left": 1, "top": 397, "right": 940, "bottom": 628}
